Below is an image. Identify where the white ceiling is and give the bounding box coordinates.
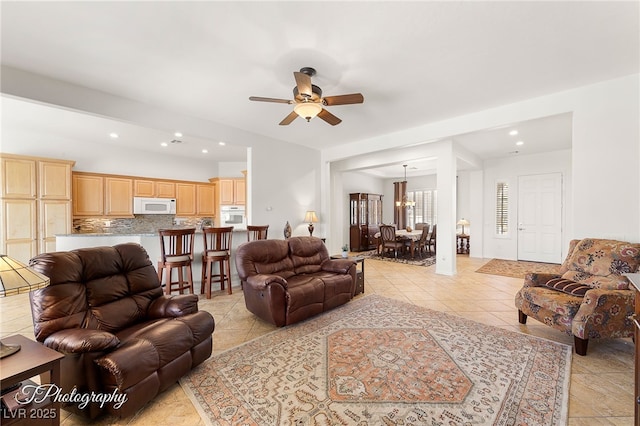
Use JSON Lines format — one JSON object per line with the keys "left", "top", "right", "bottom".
{"left": 1, "top": 1, "right": 638, "bottom": 176}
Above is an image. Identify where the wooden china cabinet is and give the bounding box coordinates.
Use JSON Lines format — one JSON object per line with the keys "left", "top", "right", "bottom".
{"left": 349, "top": 193, "right": 383, "bottom": 251}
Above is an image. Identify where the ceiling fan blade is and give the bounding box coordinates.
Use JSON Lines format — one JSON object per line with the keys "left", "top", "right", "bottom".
{"left": 279, "top": 111, "right": 298, "bottom": 126}
{"left": 318, "top": 109, "right": 342, "bottom": 126}
{"left": 249, "top": 96, "right": 293, "bottom": 104}
{"left": 294, "top": 72, "right": 313, "bottom": 98}
{"left": 322, "top": 93, "right": 364, "bottom": 106}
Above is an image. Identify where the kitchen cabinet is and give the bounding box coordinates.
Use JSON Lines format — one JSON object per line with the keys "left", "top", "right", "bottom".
{"left": 197, "top": 184, "right": 216, "bottom": 216}
{"left": 73, "top": 173, "right": 104, "bottom": 216}
{"left": 0, "top": 154, "right": 74, "bottom": 263}
{"left": 1, "top": 199, "right": 37, "bottom": 262}
{"left": 176, "top": 183, "right": 196, "bottom": 216}
{"left": 40, "top": 200, "right": 72, "bottom": 253}
{"left": 105, "top": 177, "right": 133, "bottom": 216}
{"left": 39, "top": 160, "right": 72, "bottom": 199}
{"left": 216, "top": 178, "right": 245, "bottom": 206}
{"left": 73, "top": 173, "right": 133, "bottom": 217}
{"left": 134, "top": 179, "right": 175, "bottom": 198}
{"left": 1, "top": 156, "right": 36, "bottom": 198}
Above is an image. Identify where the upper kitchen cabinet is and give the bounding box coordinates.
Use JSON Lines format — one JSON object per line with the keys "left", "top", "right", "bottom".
{"left": 1, "top": 155, "right": 37, "bottom": 198}
{"left": 134, "top": 179, "right": 175, "bottom": 198}
{"left": 214, "top": 178, "right": 245, "bottom": 206}
{"left": 105, "top": 177, "right": 133, "bottom": 217}
{"left": 197, "top": 184, "right": 216, "bottom": 216}
{"left": 39, "top": 160, "right": 72, "bottom": 199}
{"left": 73, "top": 173, "right": 104, "bottom": 216}
{"left": 73, "top": 172, "right": 133, "bottom": 217}
{"left": 176, "top": 183, "right": 196, "bottom": 216}
{"left": 0, "top": 153, "right": 75, "bottom": 263}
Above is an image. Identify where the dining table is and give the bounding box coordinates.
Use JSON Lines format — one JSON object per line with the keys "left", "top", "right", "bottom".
{"left": 374, "top": 229, "right": 426, "bottom": 258}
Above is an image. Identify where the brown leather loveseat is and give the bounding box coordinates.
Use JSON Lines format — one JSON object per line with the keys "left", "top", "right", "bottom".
{"left": 28, "top": 243, "right": 215, "bottom": 419}
{"left": 235, "top": 236, "right": 357, "bottom": 327}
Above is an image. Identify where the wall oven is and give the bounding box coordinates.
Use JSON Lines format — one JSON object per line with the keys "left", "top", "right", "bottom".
{"left": 220, "top": 205, "right": 246, "bottom": 230}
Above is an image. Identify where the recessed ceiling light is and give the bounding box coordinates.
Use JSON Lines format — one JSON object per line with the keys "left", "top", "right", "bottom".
{"left": 218, "top": 141, "right": 226, "bottom": 146}
{"left": 516, "top": 141, "right": 524, "bottom": 146}
{"left": 174, "top": 132, "right": 183, "bottom": 138}
{"left": 160, "top": 142, "right": 168, "bottom": 147}
{"left": 202, "top": 149, "right": 208, "bottom": 154}
{"left": 509, "top": 130, "right": 518, "bottom": 136}
{"left": 109, "top": 132, "right": 119, "bottom": 138}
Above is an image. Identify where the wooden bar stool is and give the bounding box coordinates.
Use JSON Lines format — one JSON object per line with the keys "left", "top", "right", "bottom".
{"left": 201, "top": 226, "right": 234, "bottom": 298}
{"left": 247, "top": 225, "right": 269, "bottom": 241}
{"left": 157, "top": 228, "right": 195, "bottom": 295}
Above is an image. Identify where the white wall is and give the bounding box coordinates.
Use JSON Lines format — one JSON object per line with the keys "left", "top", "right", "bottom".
{"left": 249, "top": 140, "right": 322, "bottom": 240}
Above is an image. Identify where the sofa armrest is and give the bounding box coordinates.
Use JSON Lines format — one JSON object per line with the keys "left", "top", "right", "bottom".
{"left": 523, "top": 273, "right": 561, "bottom": 287}
{"left": 148, "top": 294, "right": 199, "bottom": 319}
{"left": 571, "top": 288, "right": 635, "bottom": 339}
{"left": 43, "top": 328, "right": 120, "bottom": 354}
{"left": 244, "top": 274, "right": 288, "bottom": 291}
{"left": 321, "top": 258, "right": 356, "bottom": 274}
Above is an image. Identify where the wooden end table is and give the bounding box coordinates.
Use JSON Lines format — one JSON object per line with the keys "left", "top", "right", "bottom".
{"left": 1, "top": 335, "right": 64, "bottom": 426}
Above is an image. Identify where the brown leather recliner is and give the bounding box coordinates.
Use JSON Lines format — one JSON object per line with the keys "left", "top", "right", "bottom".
{"left": 235, "top": 236, "right": 357, "bottom": 327}
{"left": 28, "top": 243, "right": 215, "bottom": 419}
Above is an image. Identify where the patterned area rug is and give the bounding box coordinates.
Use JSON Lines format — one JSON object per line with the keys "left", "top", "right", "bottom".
{"left": 359, "top": 250, "right": 436, "bottom": 267}
{"left": 476, "top": 258, "right": 561, "bottom": 279}
{"left": 181, "top": 295, "right": 571, "bottom": 426}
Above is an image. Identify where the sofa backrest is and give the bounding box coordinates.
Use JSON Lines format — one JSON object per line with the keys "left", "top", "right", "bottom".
{"left": 29, "top": 243, "right": 163, "bottom": 342}
{"left": 288, "top": 236, "right": 329, "bottom": 274}
{"left": 235, "top": 239, "right": 295, "bottom": 280}
{"left": 560, "top": 238, "right": 640, "bottom": 290}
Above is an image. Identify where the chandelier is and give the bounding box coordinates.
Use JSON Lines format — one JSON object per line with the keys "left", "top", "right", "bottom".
{"left": 395, "top": 165, "right": 416, "bottom": 208}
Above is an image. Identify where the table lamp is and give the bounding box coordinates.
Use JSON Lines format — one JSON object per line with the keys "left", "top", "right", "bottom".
{"left": 304, "top": 211, "right": 319, "bottom": 236}
{"left": 0, "top": 254, "right": 50, "bottom": 358}
{"left": 457, "top": 218, "right": 470, "bottom": 235}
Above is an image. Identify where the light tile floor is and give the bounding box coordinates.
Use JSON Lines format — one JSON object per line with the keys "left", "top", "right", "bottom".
{"left": 0, "top": 255, "right": 634, "bottom": 425}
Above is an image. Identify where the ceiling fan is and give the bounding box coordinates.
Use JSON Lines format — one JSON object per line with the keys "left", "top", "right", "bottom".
{"left": 249, "top": 67, "right": 364, "bottom": 126}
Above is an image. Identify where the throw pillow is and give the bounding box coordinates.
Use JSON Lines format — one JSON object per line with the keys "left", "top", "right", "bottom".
{"left": 544, "top": 277, "right": 592, "bottom": 296}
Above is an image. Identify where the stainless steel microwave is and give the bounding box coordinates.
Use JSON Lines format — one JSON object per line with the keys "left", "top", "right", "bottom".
{"left": 133, "top": 197, "right": 176, "bottom": 215}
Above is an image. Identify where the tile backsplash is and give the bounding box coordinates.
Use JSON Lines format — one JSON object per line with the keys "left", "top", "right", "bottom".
{"left": 73, "top": 215, "right": 214, "bottom": 234}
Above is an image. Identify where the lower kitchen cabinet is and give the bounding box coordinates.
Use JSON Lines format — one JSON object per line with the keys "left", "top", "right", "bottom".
{"left": 1, "top": 199, "right": 37, "bottom": 263}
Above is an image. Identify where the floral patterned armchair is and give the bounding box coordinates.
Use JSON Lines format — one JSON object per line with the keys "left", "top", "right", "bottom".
{"left": 515, "top": 238, "right": 640, "bottom": 355}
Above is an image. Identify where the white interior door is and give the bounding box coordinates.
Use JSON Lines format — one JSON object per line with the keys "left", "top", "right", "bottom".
{"left": 517, "top": 173, "right": 562, "bottom": 263}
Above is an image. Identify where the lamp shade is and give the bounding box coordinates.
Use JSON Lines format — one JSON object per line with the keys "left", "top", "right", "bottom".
{"left": 304, "top": 211, "right": 319, "bottom": 223}
{"left": 294, "top": 102, "right": 322, "bottom": 121}
{"left": 457, "top": 219, "right": 470, "bottom": 226}
{"left": 0, "top": 254, "right": 50, "bottom": 297}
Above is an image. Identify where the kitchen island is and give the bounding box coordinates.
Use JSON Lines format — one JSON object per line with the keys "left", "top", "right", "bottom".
{"left": 56, "top": 230, "right": 248, "bottom": 294}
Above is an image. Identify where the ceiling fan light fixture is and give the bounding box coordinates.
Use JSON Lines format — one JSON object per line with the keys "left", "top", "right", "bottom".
{"left": 293, "top": 102, "right": 322, "bottom": 122}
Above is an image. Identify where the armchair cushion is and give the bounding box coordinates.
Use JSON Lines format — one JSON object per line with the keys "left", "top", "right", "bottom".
{"left": 562, "top": 238, "right": 640, "bottom": 289}
{"left": 543, "top": 278, "right": 591, "bottom": 296}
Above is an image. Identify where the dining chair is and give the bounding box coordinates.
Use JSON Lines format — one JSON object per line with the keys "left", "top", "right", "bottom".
{"left": 157, "top": 228, "right": 196, "bottom": 295}
{"left": 201, "top": 226, "right": 234, "bottom": 298}
{"left": 425, "top": 224, "right": 437, "bottom": 255}
{"left": 413, "top": 224, "right": 431, "bottom": 257}
{"left": 379, "top": 225, "right": 405, "bottom": 258}
{"left": 247, "top": 225, "right": 269, "bottom": 241}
